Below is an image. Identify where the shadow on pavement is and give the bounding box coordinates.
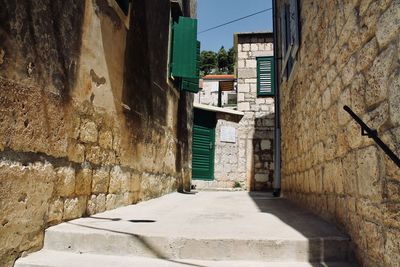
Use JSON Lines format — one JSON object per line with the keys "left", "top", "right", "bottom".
{"left": 89, "top": 216, "right": 156, "bottom": 223}
{"left": 66, "top": 221, "right": 207, "bottom": 267}
{"left": 248, "top": 192, "right": 358, "bottom": 267}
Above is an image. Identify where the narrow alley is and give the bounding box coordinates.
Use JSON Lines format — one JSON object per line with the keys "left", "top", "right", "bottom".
{"left": 0, "top": 0, "right": 399, "bottom": 266}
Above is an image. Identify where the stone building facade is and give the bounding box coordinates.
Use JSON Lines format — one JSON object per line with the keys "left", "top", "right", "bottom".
{"left": 275, "top": 0, "right": 400, "bottom": 266}
{"left": 0, "top": 0, "right": 196, "bottom": 266}
{"left": 193, "top": 32, "right": 275, "bottom": 191}
{"left": 236, "top": 32, "right": 275, "bottom": 191}
{"left": 194, "top": 75, "right": 237, "bottom": 107}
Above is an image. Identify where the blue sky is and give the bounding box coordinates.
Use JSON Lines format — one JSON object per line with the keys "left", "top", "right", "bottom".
{"left": 197, "top": 0, "right": 273, "bottom": 52}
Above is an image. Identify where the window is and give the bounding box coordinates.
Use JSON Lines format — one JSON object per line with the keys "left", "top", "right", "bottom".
{"left": 280, "top": 0, "right": 300, "bottom": 79}
{"left": 227, "top": 93, "right": 237, "bottom": 106}
{"left": 169, "top": 16, "right": 201, "bottom": 93}
{"left": 110, "top": 0, "right": 131, "bottom": 28}
{"left": 115, "top": 0, "right": 130, "bottom": 16}
{"left": 257, "top": 56, "right": 275, "bottom": 96}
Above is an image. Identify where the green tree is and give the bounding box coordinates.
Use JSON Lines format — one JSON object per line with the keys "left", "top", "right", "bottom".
{"left": 227, "top": 47, "right": 235, "bottom": 74}
{"left": 200, "top": 50, "right": 217, "bottom": 76}
{"left": 217, "top": 46, "right": 229, "bottom": 73}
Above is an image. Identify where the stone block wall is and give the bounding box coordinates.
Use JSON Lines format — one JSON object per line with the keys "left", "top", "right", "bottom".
{"left": 0, "top": 0, "right": 195, "bottom": 266}
{"left": 276, "top": 0, "right": 400, "bottom": 266}
{"left": 214, "top": 114, "right": 241, "bottom": 186}
{"left": 236, "top": 32, "right": 275, "bottom": 191}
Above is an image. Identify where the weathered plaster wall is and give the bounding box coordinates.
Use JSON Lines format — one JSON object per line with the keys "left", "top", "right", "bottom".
{"left": 277, "top": 1, "right": 400, "bottom": 266}
{"left": 236, "top": 33, "right": 275, "bottom": 191}
{"left": 0, "top": 0, "right": 195, "bottom": 266}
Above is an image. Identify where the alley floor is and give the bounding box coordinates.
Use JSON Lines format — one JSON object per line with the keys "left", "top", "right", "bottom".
{"left": 16, "top": 192, "right": 357, "bottom": 267}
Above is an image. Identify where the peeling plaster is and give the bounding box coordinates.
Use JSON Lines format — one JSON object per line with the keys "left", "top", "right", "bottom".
{"left": 0, "top": 48, "right": 4, "bottom": 65}
{"left": 90, "top": 69, "right": 106, "bottom": 87}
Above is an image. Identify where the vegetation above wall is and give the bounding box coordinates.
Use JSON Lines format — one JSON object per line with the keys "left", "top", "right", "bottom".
{"left": 200, "top": 46, "right": 235, "bottom": 76}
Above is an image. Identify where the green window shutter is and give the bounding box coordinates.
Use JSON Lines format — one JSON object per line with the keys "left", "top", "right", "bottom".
{"left": 195, "top": 40, "right": 200, "bottom": 77}
{"left": 181, "top": 78, "right": 199, "bottom": 92}
{"left": 181, "top": 41, "right": 201, "bottom": 93}
{"left": 171, "top": 17, "right": 198, "bottom": 79}
{"left": 257, "top": 56, "right": 275, "bottom": 96}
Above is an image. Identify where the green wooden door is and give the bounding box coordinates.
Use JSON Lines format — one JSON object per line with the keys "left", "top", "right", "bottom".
{"left": 192, "top": 109, "right": 216, "bottom": 181}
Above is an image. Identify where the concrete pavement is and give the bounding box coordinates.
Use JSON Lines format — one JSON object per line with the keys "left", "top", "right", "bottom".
{"left": 15, "top": 191, "right": 357, "bottom": 266}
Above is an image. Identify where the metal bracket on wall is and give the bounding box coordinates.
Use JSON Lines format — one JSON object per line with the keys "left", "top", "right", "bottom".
{"left": 344, "top": 105, "right": 400, "bottom": 169}
{"left": 362, "top": 128, "right": 377, "bottom": 138}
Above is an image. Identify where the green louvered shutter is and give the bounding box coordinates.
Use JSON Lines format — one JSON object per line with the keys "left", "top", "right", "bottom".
{"left": 257, "top": 56, "right": 275, "bottom": 96}
{"left": 181, "top": 41, "right": 201, "bottom": 92}
{"left": 171, "top": 17, "right": 198, "bottom": 79}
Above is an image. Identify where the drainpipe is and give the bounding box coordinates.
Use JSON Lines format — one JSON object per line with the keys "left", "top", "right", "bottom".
{"left": 218, "top": 82, "right": 222, "bottom": 107}
{"left": 272, "top": 0, "right": 281, "bottom": 197}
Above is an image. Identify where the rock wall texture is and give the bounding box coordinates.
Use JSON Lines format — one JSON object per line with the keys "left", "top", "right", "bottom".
{"left": 277, "top": 0, "right": 400, "bottom": 266}
{"left": 214, "top": 114, "right": 241, "bottom": 187}
{"left": 236, "top": 33, "right": 275, "bottom": 191}
{"left": 0, "top": 0, "right": 195, "bottom": 266}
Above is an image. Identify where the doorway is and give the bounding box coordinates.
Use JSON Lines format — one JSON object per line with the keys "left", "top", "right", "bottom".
{"left": 192, "top": 108, "right": 216, "bottom": 180}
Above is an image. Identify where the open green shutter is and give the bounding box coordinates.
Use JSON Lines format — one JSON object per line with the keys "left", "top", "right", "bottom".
{"left": 171, "top": 17, "right": 198, "bottom": 79}
{"left": 257, "top": 57, "right": 275, "bottom": 96}
{"left": 181, "top": 41, "right": 200, "bottom": 93}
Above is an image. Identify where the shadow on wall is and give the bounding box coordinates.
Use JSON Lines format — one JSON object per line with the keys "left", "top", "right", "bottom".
{"left": 121, "top": 0, "right": 167, "bottom": 130}
{"left": 119, "top": 0, "right": 192, "bottom": 191}
{"left": 251, "top": 113, "right": 275, "bottom": 191}
{"left": 248, "top": 192, "right": 356, "bottom": 266}
{"left": 0, "top": 1, "right": 86, "bottom": 100}
{"left": 94, "top": 0, "right": 195, "bottom": 189}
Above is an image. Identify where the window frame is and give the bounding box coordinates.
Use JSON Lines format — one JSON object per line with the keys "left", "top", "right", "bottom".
{"left": 280, "top": 0, "right": 300, "bottom": 79}
{"left": 109, "top": 0, "right": 131, "bottom": 29}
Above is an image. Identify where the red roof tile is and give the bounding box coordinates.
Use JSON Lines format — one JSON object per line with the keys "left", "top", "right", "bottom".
{"left": 202, "top": 74, "right": 235, "bottom": 80}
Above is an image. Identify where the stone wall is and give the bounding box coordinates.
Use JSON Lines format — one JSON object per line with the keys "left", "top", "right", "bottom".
{"left": 276, "top": 0, "right": 400, "bottom": 266}
{"left": 236, "top": 33, "right": 275, "bottom": 191}
{"left": 214, "top": 114, "right": 241, "bottom": 187}
{"left": 0, "top": 0, "right": 195, "bottom": 266}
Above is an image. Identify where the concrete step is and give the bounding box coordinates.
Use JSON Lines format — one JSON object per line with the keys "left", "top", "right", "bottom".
{"left": 14, "top": 192, "right": 356, "bottom": 265}
{"left": 40, "top": 222, "right": 350, "bottom": 262}
{"left": 15, "top": 250, "right": 357, "bottom": 267}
